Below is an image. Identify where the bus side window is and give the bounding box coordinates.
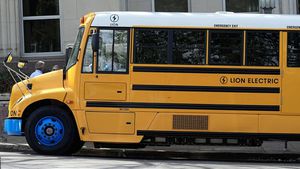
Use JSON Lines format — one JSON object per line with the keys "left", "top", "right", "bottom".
{"left": 114, "top": 30, "right": 128, "bottom": 72}
{"left": 134, "top": 29, "right": 206, "bottom": 65}
{"left": 209, "top": 30, "right": 243, "bottom": 66}
{"left": 173, "top": 30, "right": 206, "bottom": 65}
{"left": 82, "top": 36, "right": 93, "bottom": 73}
{"left": 246, "top": 31, "right": 279, "bottom": 66}
{"left": 135, "top": 29, "right": 168, "bottom": 64}
{"left": 98, "top": 30, "right": 113, "bottom": 72}
{"left": 97, "top": 29, "right": 129, "bottom": 73}
{"left": 287, "top": 32, "right": 300, "bottom": 67}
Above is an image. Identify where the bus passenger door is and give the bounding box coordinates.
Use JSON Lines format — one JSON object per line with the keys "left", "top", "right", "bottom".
{"left": 279, "top": 31, "right": 300, "bottom": 133}
{"left": 282, "top": 31, "right": 300, "bottom": 115}
{"left": 79, "top": 28, "right": 134, "bottom": 135}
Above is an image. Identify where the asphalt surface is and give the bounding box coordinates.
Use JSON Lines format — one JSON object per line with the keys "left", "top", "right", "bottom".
{"left": 1, "top": 151, "right": 300, "bottom": 169}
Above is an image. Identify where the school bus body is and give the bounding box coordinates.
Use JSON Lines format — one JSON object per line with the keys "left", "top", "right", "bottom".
{"left": 5, "top": 12, "right": 300, "bottom": 153}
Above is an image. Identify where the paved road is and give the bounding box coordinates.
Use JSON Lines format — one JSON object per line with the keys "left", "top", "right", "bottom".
{"left": 1, "top": 151, "right": 300, "bottom": 169}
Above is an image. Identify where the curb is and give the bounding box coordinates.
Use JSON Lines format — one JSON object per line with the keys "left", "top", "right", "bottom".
{"left": 0, "top": 142, "right": 32, "bottom": 152}
{"left": 77, "top": 148, "right": 300, "bottom": 162}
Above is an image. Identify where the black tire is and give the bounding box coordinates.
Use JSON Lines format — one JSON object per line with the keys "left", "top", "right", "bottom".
{"left": 25, "top": 106, "right": 83, "bottom": 155}
{"left": 66, "top": 136, "right": 85, "bottom": 154}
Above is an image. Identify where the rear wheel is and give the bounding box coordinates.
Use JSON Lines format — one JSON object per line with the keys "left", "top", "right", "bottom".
{"left": 25, "top": 106, "right": 83, "bottom": 155}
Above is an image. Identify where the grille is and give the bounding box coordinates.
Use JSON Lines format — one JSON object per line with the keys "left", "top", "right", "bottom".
{"left": 173, "top": 115, "right": 208, "bottom": 130}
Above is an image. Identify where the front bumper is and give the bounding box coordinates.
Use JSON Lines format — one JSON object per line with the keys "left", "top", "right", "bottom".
{"left": 3, "top": 118, "right": 23, "bottom": 136}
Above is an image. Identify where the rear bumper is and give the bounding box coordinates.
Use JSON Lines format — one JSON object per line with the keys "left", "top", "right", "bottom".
{"left": 3, "top": 118, "right": 23, "bottom": 136}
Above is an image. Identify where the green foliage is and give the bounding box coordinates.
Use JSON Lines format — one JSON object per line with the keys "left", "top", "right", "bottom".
{"left": 0, "top": 70, "right": 14, "bottom": 93}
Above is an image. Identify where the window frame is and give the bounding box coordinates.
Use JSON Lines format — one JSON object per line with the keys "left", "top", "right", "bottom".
{"left": 224, "top": 0, "right": 260, "bottom": 13}
{"left": 21, "top": 0, "right": 63, "bottom": 57}
{"left": 245, "top": 30, "right": 280, "bottom": 67}
{"left": 152, "top": 0, "right": 191, "bottom": 12}
{"left": 95, "top": 27, "right": 130, "bottom": 74}
{"left": 298, "top": 0, "right": 300, "bottom": 14}
{"left": 208, "top": 30, "right": 244, "bottom": 66}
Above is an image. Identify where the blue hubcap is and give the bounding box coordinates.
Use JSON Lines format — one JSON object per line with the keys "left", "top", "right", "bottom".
{"left": 35, "top": 116, "right": 64, "bottom": 146}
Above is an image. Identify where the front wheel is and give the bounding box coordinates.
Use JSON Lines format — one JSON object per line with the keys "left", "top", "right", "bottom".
{"left": 25, "top": 106, "right": 83, "bottom": 155}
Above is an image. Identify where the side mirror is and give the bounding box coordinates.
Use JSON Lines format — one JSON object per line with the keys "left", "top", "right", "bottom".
{"left": 92, "top": 32, "right": 99, "bottom": 52}
{"left": 17, "top": 60, "right": 28, "bottom": 69}
{"left": 4, "top": 51, "right": 13, "bottom": 63}
{"left": 65, "top": 44, "right": 73, "bottom": 65}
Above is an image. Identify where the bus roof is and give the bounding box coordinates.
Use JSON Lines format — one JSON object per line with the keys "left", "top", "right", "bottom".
{"left": 91, "top": 11, "right": 300, "bottom": 29}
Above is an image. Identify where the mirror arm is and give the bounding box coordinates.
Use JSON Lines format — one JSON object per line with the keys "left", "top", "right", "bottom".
{"left": 15, "top": 71, "right": 31, "bottom": 94}
{"left": 2, "top": 51, "right": 31, "bottom": 96}
{"left": 18, "top": 69, "right": 31, "bottom": 92}
{"left": 3, "top": 63, "right": 27, "bottom": 79}
{"left": 3, "top": 61, "right": 31, "bottom": 95}
{"left": 18, "top": 69, "right": 29, "bottom": 79}
{"left": 5, "top": 66, "right": 25, "bottom": 97}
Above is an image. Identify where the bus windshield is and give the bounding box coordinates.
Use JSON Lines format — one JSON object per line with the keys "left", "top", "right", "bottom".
{"left": 66, "top": 27, "right": 85, "bottom": 70}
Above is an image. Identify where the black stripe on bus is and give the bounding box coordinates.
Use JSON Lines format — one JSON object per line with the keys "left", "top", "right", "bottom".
{"left": 86, "top": 102, "right": 280, "bottom": 111}
{"left": 133, "top": 66, "right": 280, "bottom": 75}
{"left": 132, "top": 85, "right": 280, "bottom": 93}
{"left": 136, "top": 130, "right": 300, "bottom": 141}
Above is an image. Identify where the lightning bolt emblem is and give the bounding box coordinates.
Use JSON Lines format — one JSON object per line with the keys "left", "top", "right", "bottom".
{"left": 220, "top": 76, "right": 228, "bottom": 84}
{"left": 110, "top": 14, "right": 119, "bottom": 22}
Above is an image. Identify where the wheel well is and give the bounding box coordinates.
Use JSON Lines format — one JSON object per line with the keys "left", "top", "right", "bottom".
{"left": 21, "top": 99, "right": 76, "bottom": 132}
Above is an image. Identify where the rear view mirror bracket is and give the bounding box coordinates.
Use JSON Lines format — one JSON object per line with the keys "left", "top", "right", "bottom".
{"left": 2, "top": 51, "right": 30, "bottom": 96}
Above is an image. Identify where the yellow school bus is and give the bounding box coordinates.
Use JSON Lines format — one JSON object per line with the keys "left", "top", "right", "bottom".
{"left": 4, "top": 12, "right": 300, "bottom": 155}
